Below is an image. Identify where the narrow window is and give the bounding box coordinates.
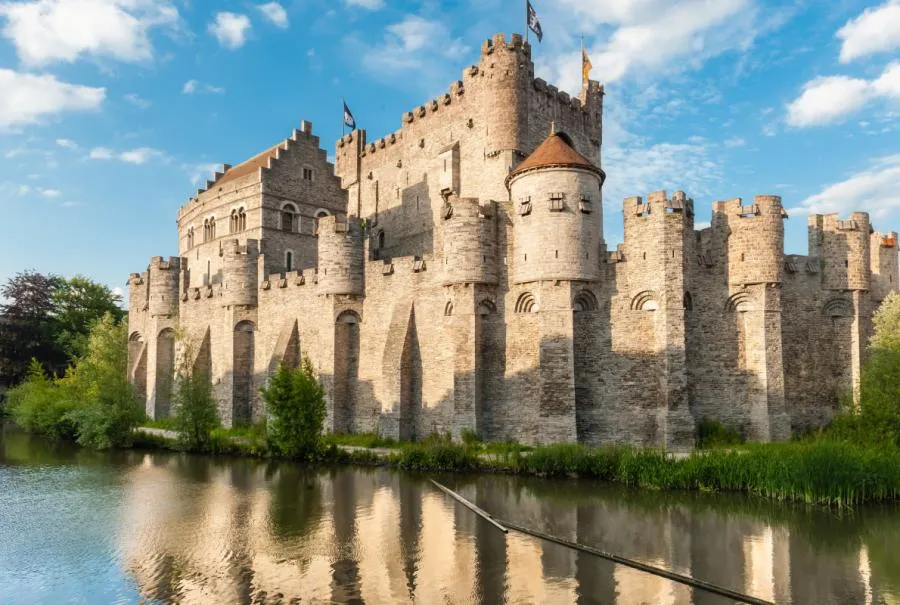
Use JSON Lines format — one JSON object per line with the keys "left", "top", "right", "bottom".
{"left": 845, "top": 260, "right": 849, "bottom": 268}
{"left": 555, "top": 250, "right": 559, "bottom": 258}
{"left": 209, "top": 217, "right": 216, "bottom": 239}
{"left": 286, "top": 251, "right": 293, "bottom": 271}
{"left": 741, "top": 253, "right": 745, "bottom": 262}
{"left": 303, "top": 167, "right": 313, "bottom": 181}
{"left": 643, "top": 252, "right": 646, "bottom": 260}
{"left": 377, "top": 230, "right": 385, "bottom": 249}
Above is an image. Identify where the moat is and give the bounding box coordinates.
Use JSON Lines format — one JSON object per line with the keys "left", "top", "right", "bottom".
{"left": 2, "top": 425, "right": 899, "bottom": 604}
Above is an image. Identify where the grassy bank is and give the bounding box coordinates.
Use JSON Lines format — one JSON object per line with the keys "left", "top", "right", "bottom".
{"left": 130, "top": 428, "right": 900, "bottom": 508}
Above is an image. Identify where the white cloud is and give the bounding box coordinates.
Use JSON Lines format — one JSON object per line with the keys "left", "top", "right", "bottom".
{"left": 208, "top": 12, "right": 250, "bottom": 49}
{"left": 0, "top": 69, "right": 104, "bottom": 128}
{"left": 256, "top": 2, "right": 287, "bottom": 28}
{"left": 539, "top": 0, "right": 759, "bottom": 91}
{"left": 0, "top": 0, "right": 180, "bottom": 67}
{"left": 4, "top": 147, "right": 25, "bottom": 158}
{"left": 184, "top": 162, "right": 221, "bottom": 186}
{"left": 837, "top": 0, "right": 900, "bottom": 63}
{"left": 794, "top": 155, "right": 900, "bottom": 220}
{"left": 345, "top": 0, "right": 383, "bottom": 9}
{"left": 786, "top": 62, "right": 900, "bottom": 127}
{"left": 723, "top": 137, "right": 745, "bottom": 148}
{"left": 124, "top": 93, "right": 151, "bottom": 109}
{"left": 88, "top": 145, "right": 164, "bottom": 164}
{"left": 55, "top": 137, "right": 77, "bottom": 149}
{"left": 786, "top": 76, "right": 871, "bottom": 127}
{"left": 40, "top": 187, "right": 59, "bottom": 197}
{"left": 182, "top": 79, "right": 224, "bottom": 94}
{"left": 17, "top": 184, "right": 30, "bottom": 195}
{"left": 60, "top": 200, "right": 83, "bottom": 207}
{"left": 360, "top": 16, "right": 468, "bottom": 88}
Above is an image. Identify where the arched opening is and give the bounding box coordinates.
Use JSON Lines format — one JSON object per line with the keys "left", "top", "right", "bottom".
{"left": 238, "top": 207, "right": 246, "bottom": 231}
{"left": 334, "top": 310, "right": 360, "bottom": 433}
{"left": 377, "top": 230, "right": 385, "bottom": 250}
{"left": 208, "top": 216, "right": 216, "bottom": 240}
{"left": 230, "top": 209, "right": 238, "bottom": 233}
{"left": 573, "top": 289, "right": 599, "bottom": 312}
{"left": 233, "top": 320, "right": 255, "bottom": 426}
{"left": 187, "top": 227, "right": 194, "bottom": 249}
{"left": 285, "top": 250, "right": 294, "bottom": 272}
{"left": 154, "top": 328, "right": 175, "bottom": 419}
{"left": 444, "top": 301, "right": 453, "bottom": 317}
{"left": 573, "top": 290, "right": 599, "bottom": 442}
{"left": 631, "top": 291, "right": 660, "bottom": 312}
{"left": 515, "top": 292, "right": 537, "bottom": 313}
{"left": 478, "top": 298, "right": 502, "bottom": 440}
{"left": 683, "top": 291, "right": 694, "bottom": 311}
{"left": 281, "top": 203, "right": 297, "bottom": 233}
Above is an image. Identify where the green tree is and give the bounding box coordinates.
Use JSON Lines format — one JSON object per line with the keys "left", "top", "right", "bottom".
{"left": 172, "top": 336, "right": 220, "bottom": 452}
{"left": 6, "top": 359, "right": 77, "bottom": 440}
{"left": 0, "top": 271, "right": 66, "bottom": 384}
{"left": 871, "top": 292, "right": 900, "bottom": 352}
{"left": 62, "top": 314, "right": 144, "bottom": 449}
{"left": 53, "top": 275, "right": 125, "bottom": 360}
{"left": 261, "top": 357, "right": 326, "bottom": 459}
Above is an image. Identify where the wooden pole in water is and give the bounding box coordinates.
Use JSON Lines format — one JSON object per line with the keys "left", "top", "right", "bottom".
{"left": 498, "top": 519, "right": 776, "bottom": 605}
{"left": 429, "top": 479, "right": 508, "bottom": 533}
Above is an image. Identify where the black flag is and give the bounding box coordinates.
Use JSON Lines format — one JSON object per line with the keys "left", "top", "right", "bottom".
{"left": 343, "top": 100, "right": 356, "bottom": 130}
{"left": 527, "top": 1, "right": 543, "bottom": 43}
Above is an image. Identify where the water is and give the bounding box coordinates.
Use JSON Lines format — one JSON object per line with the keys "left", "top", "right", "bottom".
{"left": 2, "top": 426, "right": 899, "bottom": 604}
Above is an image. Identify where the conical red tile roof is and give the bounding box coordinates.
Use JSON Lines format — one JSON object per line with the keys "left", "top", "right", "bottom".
{"left": 506, "top": 132, "right": 605, "bottom": 188}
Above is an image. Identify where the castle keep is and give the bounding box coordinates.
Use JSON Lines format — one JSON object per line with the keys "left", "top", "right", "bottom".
{"left": 127, "top": 33, "right": 899, "bottom": 448}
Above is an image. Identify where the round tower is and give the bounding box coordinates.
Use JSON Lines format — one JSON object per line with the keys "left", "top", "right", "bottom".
{"left": 318, "top": 216, "right": 364, "bottom": 295}
{"left": 442, "top": 197, "right": 497, "bottom": 285}
{"left": 725, "top": 195, "right": 785, "bottom": 286}
{"left": 222, "top": 240, "right": 259, "bottom": 307}
{"left": 507, "top": 130, "right": 606, "bottom": 284}
{"left": 148, "top": 257, "right": 181, "bottom": 317}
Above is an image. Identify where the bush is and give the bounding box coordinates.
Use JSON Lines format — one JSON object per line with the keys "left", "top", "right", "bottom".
{"left": 172, "top": 363, "right": 220, "bottom": 452}
{"left": 61, "top": 315, "right": 144, "bottom": 449}
{"left": 696, "top": 418, "right": 744, "bottom": 449}
{"left": 7, "top": 359, "right": 77, "bottom": 440}
{"left": 261, "top": 357, "right": 326, "bottom": 459}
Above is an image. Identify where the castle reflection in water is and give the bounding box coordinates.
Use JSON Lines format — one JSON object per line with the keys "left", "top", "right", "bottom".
{"left": 120, "top": 454, "right": 900, "bottom": 604}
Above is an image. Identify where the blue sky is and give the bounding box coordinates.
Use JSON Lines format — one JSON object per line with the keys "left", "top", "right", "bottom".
{"left": 1, "top": 0, "right": 899, "bottom": 296}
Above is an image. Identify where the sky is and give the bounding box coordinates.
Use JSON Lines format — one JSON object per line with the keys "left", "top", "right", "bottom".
{"left": 1, "top": 0, "right": 899, "bottom": 297}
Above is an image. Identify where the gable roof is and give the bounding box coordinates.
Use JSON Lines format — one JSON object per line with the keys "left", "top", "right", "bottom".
{"left": 216, "top": 143, "right": 282, "bottom": 187}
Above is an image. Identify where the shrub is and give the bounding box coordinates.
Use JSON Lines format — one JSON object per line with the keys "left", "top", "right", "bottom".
{"left": 172, "top": 364, "right": 220, "bottom": 452}
{"left": 261, "top": 357, "right": 326, "bottom": 459}
{"left": 6, "top": 359, "right": 76, "bottom": 440}
{"left": 460, "top": 428, "right": 481, "bottom": 446}
{"left": 62, "top": 314, "right": 144, "bottom": 449}
{"left": 696, "top": 418, "right": 744, "bottom": 449}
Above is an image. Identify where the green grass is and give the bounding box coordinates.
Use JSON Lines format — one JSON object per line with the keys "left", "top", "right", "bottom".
{"left": 326, "top": 432, "right": 399, "bottom": 449}
{"left": 142, "top": 417, "right": 177, "bottom": 431}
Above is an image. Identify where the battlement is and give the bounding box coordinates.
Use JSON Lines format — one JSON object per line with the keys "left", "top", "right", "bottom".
{"left": 480, "top": 32, "right": 531, "bottom": 59}
{"left": 149, "top": 256, "right": 182, "bottom": 271}
{"left": 625, "top": 190, "right": 694, "bottom": 220}
{"left": 128, "top": 272, "right": 144, "bottom": 286}
{"left": 222, "top": 238, "right": 260, "bottom": 258}
{"left": 713, "top": 195, "right": 787, "bottom": 218}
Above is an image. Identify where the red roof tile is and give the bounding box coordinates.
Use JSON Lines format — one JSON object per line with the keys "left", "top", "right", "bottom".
{"left": 506, "top": 132, "right": 605, "bottom": 187}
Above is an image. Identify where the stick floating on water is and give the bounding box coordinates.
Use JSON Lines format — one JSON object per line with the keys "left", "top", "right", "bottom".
{"left": 428, "top": 479, "right": 508, "bottom": 533}
{"left": 429, "top": 479, "right": 774, "bottom": 605}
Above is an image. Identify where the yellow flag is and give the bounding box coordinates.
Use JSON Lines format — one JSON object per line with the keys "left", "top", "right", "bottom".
{"left": 582, "top": 46, "right": 592, "bottom": 83}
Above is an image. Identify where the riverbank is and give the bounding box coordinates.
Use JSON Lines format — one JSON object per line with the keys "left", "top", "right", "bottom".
{"left": 131, "top": 427, "right": 900, "bottom": 508}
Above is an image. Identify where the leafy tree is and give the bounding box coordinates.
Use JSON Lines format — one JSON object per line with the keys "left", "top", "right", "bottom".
{"left": 53, "top": 275, "right": 125, "bottom": 359}
{"left": 6, "top": 359, "right": 77, "bottom": 440}
{"left": 0, "top": 271, "right": 66, "bottom": 384}
{"left": 871, "top": 292, "right": 900, "bottom": 352}
{"left": 172, "top": 336, "right": 220, "bottom": 452}
{"left": 62, "top": 314, "right": 144, "bottom": 449}
{"left": 261, "top": 357, "right": 326, "bottom": 459}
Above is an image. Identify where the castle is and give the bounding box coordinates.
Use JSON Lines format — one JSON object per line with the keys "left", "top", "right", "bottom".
{"left": 127, "top": 33, "right": 899, "bottom": 449}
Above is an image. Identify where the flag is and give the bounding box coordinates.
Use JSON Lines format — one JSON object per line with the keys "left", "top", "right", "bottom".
{"left": 527, "top": 1, "right": 543, "bottom": 43}
{"left": 343, "top": 100, "right": 356, "bottom": 130}
{"left": 582, "top": 45, "right": 592, "bottom": 83}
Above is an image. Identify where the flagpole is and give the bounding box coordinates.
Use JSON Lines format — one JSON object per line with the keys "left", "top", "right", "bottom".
{"left": 341, "top": 97, "right": 346, "bottom": 137}
{"left": 525, "top": 0, "right": 529, "bottom": 43}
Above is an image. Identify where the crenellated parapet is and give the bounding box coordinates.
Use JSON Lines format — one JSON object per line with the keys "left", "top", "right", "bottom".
{"left": 809, "top": 212, "right": 871, "bottom": 291}
{"left": 222, "top": 239, "right": 259, "bottom": 307}
{"left": 870, "top": 229, "right": 899, "bottom": 301}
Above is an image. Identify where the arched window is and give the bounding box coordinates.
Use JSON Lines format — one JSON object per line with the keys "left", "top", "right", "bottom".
{"left": 238, "top": 207, "right": 246, "bottom": 231}
{"left": 208, "top": 216, "right": 216, "bottom": 240}
{"left": 187, "top": 227, "right": 194, "bottom": 249}
{"left": 315, "top": 209, "right": 330, "bottom": 219}
{"left": 203, "top": 219, "right": 210, "bottom": 242}
{"left": 281, "top": 203, "right": 297, "bottom": 233}
{"left": 230, "top": 209, "right": 238, "bottom": 233}
{"left": 285, "top": 250, "right": 294, "bottom": 272}
{"left": 377, "top": 230, "right": 385, "bottom": 250}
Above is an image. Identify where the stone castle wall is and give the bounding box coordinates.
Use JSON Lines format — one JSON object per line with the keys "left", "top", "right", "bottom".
{"left": 127, "top": 32, "right": 899, "bottom": 449}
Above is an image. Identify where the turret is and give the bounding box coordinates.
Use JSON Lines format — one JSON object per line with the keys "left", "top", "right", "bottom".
{"left": 714, "top": 195, "right": 785, "bottom": 286}
{"left": 507, "top": 129, "right": 605, "bottom": 284}
{"left": 317, "top": 215, "right": 364, "bottom": 295}
{"left": 222, "top": 240, "right": 259, "bottom": 307}
{"left": 870, "top": 230, "right": 899, "bottom": 301}
{"left": 441, "top": 196, "right": 497, "bottom": 286}
{"left": 809, "top": 212, "right": 871, "bottom": 291}
{"left": 148, "top": 257, "right": 181, "bottom": 317}
{"left": 128, "top": 271, "right": 148, "bottom": 316}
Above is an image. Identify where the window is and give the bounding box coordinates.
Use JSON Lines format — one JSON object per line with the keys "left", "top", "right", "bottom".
{"left": 303, "top": 167, "right": 314, "bottom": 181}
{"left": 315, "top": 209, "right": 330, "bottom": 219}
{"left": 238, "top": 207, "right": 246, "bottom": 232}
{"left": 579, "top": 195, "right": 592, "bottom": 213}
{"left": 187, "top": 227, "right": 194, "bottom": 248}
{"left": 549, "top": 192, "right": 565, "bottom": 212}
{"left": 208, "top": 217, "right": 216, "bottom": 240}
{"left": 285, "top": 250, "right": 294, "bottom": 272}
{"left": 377, "top": 230, "right": 385, "bottom": 249}
{"left": 230, "top": 209, "right": 238, "bottom": 233}
{"left": 519, "top": 196, "right": 532, "bottom": 216}
{"left": 281, "top": 203, "right": 297, "bottom": 232}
